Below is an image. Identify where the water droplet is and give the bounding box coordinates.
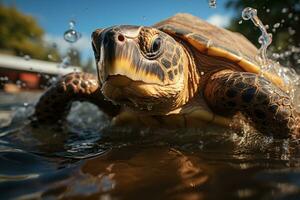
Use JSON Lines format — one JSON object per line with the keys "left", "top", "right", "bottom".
{"left": 24, "top": 55, "right": 31, "bottom": 61}
{"left": 272, "top": 53, "right": 280, "bottom": 59}
{"left": 288, "top": 27, "right": 296, "bottom": 35}
{"left": 284, "top": 51, "right": 291, "bottom": 57}
{"left": 281, "top": 8, "right": 288, "bottom": 13}
{"left": 266, "top": 8, "right": 270, "bottom": 13}
{"left": 273, "top": 23, "right": 280, "bottom": 28}
{"left": 242, "top": 7, "right": 257, "bottom": 21}
{"left": 208, "top": 0, "right": 216, "bottom": 8}
{"left": 63, "top": 20, "right": 81, "bottom": 43}
{"left": 64, "top": 29, "right": 81, "bottom": 43}
{"left": 69, "top": 20, "right": 75, "bottom": 29}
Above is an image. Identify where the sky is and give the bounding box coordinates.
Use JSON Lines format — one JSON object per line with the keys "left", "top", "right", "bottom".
{"left": 3, "top": 0, "right": 236, "bottom": 63}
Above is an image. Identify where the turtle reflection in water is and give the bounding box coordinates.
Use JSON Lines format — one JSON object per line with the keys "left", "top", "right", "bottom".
{"left": 34, "top": 13, "right": 300, "bottom": 139}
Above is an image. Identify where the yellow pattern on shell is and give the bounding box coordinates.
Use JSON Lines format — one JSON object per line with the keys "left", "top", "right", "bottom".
{"left": 154, "top": 13, "right": 287, "bottom": 91}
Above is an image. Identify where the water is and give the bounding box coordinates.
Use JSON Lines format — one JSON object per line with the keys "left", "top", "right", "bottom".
{"left": 1, "top": 4, "right": 300, "bottom": 200}
{"left": 208, "top": 0, "right": 216, "bottom": 8}
{"left": 273, "top": 23, "right": 281, "bottom": 29}
{"left": 1, "top": 92, "right": 300, "bottom": 199}
{"left": 242, "top": 7, "right": 272, "bottom": 71}
{"left": 63, "top": 20, "right": 81, "bottom": 43}
{"left": 241, "top": 7, "right": 299, "bottom": 99}
{"left": 59, "top": 21, "right": 81, "bottom": 69}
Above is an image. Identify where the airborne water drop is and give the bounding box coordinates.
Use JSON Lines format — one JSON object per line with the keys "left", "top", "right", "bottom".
{"left": 208, "top": 0, "right": 216, "bottom": 8}
{"left": 63, "top": 20, "right": 81, "bottom": 43}
{"left": 273, "top": 23, "right": 280, "bottom": 28}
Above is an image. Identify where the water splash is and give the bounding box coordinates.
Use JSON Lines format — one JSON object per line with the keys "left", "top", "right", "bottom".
{"left": 242, "top": 7, "right": 272, "bottom": 70}
{"left": 63, "top": 20, "right": 81, "bottom": 43}
{"left": 241, "top": 7, "right": 300, "bottom": 101}
{"left": 208, "top": 0, "right": 216, "bottom": 8}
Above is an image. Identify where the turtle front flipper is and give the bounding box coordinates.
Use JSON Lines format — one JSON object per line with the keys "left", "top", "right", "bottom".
{"left": 204, "top": 69, "right": 300, "bottom": 138}
{"left": 33, "top": 72, "right": 120, "bottom": 124}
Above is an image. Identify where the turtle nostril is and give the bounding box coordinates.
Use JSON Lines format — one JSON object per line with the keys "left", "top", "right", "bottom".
{"left": 117, "top": 34, "right": 125, "bottom": 42}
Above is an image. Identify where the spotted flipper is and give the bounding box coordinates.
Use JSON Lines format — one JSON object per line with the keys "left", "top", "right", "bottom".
{"left": 33, "top": 72, "right": 120, "bottom": 124}
{"left": 204, "top": 70, "right": 300, "bottom": 138}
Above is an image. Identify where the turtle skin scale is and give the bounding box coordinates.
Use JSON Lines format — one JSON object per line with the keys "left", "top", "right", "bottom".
{"left": 204, "top": 69, "right": 300, "bottom": 139}
{"left": 34, "top": 73, "right": 120, "bottom": 123}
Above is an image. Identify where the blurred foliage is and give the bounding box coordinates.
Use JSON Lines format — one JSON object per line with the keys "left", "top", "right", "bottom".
{"left": 0, "top": 3, "right": 95, "bottom": 72}
{"left": 226, "top": 0, "right": 300, "bottom": 70}
{"left": 0, "top": 4, "right": 61, "bottom": 61}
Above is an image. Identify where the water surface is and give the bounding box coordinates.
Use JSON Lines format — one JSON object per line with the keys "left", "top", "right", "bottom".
{"left": 1, "top": 91, "right": 300, "bottom": 200}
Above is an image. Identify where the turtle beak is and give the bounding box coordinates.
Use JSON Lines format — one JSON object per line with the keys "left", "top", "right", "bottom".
{"left": 94, "top": 25, "right": 142, "bottom": 84}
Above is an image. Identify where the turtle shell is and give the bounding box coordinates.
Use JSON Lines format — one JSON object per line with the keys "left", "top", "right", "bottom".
{"left": 154, "top": 13, "right": 286, "bottom": 90}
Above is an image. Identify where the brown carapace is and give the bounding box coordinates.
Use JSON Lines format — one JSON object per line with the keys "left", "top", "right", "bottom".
{"left": 33, "top": 13, "right": 300, "bottom": 139}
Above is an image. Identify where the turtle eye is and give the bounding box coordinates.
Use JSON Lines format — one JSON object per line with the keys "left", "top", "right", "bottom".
{"left": 150, "top": 37, "right": 162, "bottom": 53}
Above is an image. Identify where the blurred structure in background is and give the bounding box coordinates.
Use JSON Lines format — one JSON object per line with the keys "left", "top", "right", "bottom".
{"left": 0, "top": 54, "right": 81, "bottom": 92}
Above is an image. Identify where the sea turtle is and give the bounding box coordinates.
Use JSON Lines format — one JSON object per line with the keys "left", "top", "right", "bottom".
{"left": 33, "top": 13, "right": 300, "bottom": 138}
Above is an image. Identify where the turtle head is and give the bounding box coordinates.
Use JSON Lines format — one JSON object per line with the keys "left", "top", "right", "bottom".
{"left": 92, "top": 26, "right": 190, "bottom": 114}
